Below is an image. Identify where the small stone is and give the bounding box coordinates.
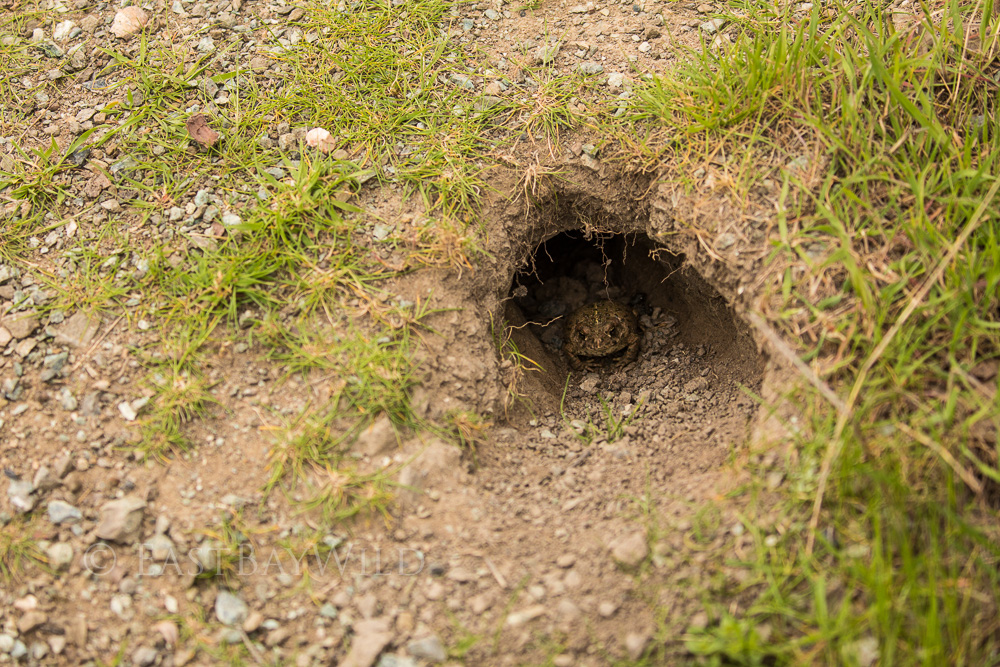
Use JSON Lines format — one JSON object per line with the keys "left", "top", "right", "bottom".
{"left": 51, "top": 311, "right": 99, "bottom": 348}
{"left": 48, "top": 500, "right": 81, "bottom": 524}
{"left": 18, "top": 611, "right": 47, "bottom": 634}
{"left": 625, "top": 631, "right": 651, "bottom": 660}
{"left": 66, "top": 616, "right": 87, "bottom": 646}
{"left": 194, "top": 541, "right": 221, "bottom": 573}
{"left": 697, "top": 3, "right": 713, "bottom": 12}
{"left": 143, "top": 534, "right": 175, "bottom": 561}
{"left": 118, "top": 401, "right": 138, "bottom": 421}
{"left": 610, "top": 530, "right": 649, "bottom": 569}
{"left": 606, "top": 72, "right": 625, "bottom": 89}
{"left": 449, "top": 73, "right": 474, "bottom": 90}
{"left": 341, "top": 617, "right": 392, "bottom": 667}
{"left": 110, "top": 7, "right": 148, "bottom": 38}
{"left": 265, "top": 626, "right": 293, "bottom": 647}
{"left": 484, "top": 8, "right": 499, "bottom": 19}
{"left": 406, "top": 635, "right": 446, "bottom": 663}
{"left": 215, "top": 590, "right": 249, "bottom": 626}
{"left": 95, "top": 496, "right": 146, "bottom": 544}
{"left": 580, "top": 154, "right": 601, "bottom": 171}
{"left": 48, "top": 635, "right": 66, "bottom": 655}
{"left": 505, "top": 605, "right": 546, "bottom": 627}
{"left": 0, "top": 635, "right": 13, "bottom": 653}
{"left": 110, "top": 594, "right": 133, "bottom": 619}
{"left": 46, "top": 542, "right": 74, "bottom": 570}
{"left": 1, "top": 311, "right": 39, "bottom": 339}
{"left": 9, "top": 641, "right": 26, "bottom": 660}
{"left": 7, "top": 479, "right": 35, "bottom": 513}
{"left": 598, "top": 601, "right": 619, "bottom": 617}
{"left": 52, "top": 20, "right": 76, "bottom": 40}
{"left": 556, "top": 553, "right": 576, "bottom": 568}
{"left": 154, "top": 621, "right": 179, "bottom": 646}
{"left": 174, "top": 648, "right": 196, "bottom": 666}
{"left": 243, "top": 611, "right": 264, "bottom": 633}
{"left": 14, "top": 595, "right": 37, "bottom": 611}
{"left": 688, "top": 611, "right": 709, "bottom": 630}
{"left": 700, "top": 17, "right": 726, "bottom": 33}
{"left": 577, "top": 62, "right": 603, "bottom": 75}
{"left": 132, "top": 646, "right": 158, "bottom": 666}
{"left": 535, "top": 42, "right": 562, "bottom": 65}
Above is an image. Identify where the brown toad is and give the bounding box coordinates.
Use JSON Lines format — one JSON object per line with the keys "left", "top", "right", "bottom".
{"left": 563, "top": 300, "right": 641, "bottom": 370}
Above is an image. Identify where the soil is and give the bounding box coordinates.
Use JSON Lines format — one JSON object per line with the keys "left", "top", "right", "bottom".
{"left": 0, "top": 0, "right": 805, "bottom": 665}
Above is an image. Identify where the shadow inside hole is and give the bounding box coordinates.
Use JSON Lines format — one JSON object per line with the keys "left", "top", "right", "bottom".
{"left": 504, "top": 230, "right": 760, "bottom": 404}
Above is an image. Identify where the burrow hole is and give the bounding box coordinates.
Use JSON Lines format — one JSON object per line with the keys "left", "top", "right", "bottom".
{"left": 503, "top": 229, "right": 762, "bottom": 439}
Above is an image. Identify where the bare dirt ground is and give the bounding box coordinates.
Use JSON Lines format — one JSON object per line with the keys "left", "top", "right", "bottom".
{"left": 0, "top": 0, "right": 807, "bottom": 665}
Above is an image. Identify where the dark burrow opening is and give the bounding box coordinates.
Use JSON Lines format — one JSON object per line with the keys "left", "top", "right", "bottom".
{"left": 502, "top": 230, "right": 763, "bottom": 414}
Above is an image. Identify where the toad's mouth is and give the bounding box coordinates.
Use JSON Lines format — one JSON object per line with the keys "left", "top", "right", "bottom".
{"left": 570, "top": 345, "right": 634, "bottom": 364}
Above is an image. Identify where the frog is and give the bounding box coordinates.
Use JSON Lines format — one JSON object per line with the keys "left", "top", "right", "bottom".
{"left": 563, "top": 300, "right": 641, "bottom": 370}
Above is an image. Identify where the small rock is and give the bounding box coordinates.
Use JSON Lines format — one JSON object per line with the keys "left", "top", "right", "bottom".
{"left": 1, "top": 311, "right": 39, "bottom": 339}
{"left": 355, "top": 416, "right": 398, "bottom": 457}
{"left": 9, "top": 641, "right": 26, "bottom": 660}
{"left": 143, "top": 534, "right": 176, "bottom": 561}
{"left": 0, "top": 634, "right": 13, "bottom": 653}
{"left": 688, "top": 611, "right": 709, "bottom": 631}
{"left": 132, "top": 646, "right": 158, "bottom": 666}
{"left": 153, "top": 621, "right": 179, "bottom": 646}
{"left": 194, "top": 541, "right": 221, "bottom": 573}
{"left": 505, "top": 605, "right": 546, "bottom": 627}
{"left": 110, "top": 7, "right": 148, "bottom": 38}
{"left": 95, "top": 496, "right": 146, "bottom": 544}
{"left": 625, "top": 631, "right": 651, "bottom": 660}
{"left": 340, "top": 617, "right": 392, "bottom": 667}
{"left": 7, "top": 479, "right": 35, "bottom": 513}
{"left": 535, "top": 42, "right": 562, "bottom": 65}
{"left": 580, "top": 154, "right": 601, "bottom": 171}
{"left": 17, "top": 611, "right": 47, "bottom": 634}
{"left": 14, "top": 595, "right": 37, "bottom": 612}
{"left": 610, "top": 530, "right": 649, "bottom": 569}
{"left": 215, "top": 591, "right": 249, "bottom": 627}
{"left": 598, "top": 601, "right": 618, "bottom": 617}
{"left": 449, "top": 73, "right": 474, "bottom": 91}
{"left": 110, "top": 594, "right": 133, "bottom": 619}
{"left": 46, "top": 542, "right": 74, "bottom": 570}
{"left": 52, "top": 20, "right": 76, "bottom": 40}
{"left": 48, "top": 635, "right": 66, "bottom": 655}
{"left": 700, "top": 18, "right": 726, "bottom": 33}
{"left": 577, "top": 62, "right": 603, "bottom": 75}
{"left": 51, "top": 311, "right": 99, "bottom": 348}
{"left": 48, "top": 500, "right": 81, "bottom": 524}
{"left": 118, "top": 401, "right": 138, "bottom": 421}
{"left": 606, "top": 72, "right": 626, "bottom": 89}
{"left": 243, "top": 611, "right": 264, "bottom": 633}
{"left": 406, "top": 635, "right": 446, "bottom": 663}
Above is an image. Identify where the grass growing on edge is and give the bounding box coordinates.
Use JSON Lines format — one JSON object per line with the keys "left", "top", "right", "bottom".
{"left": 626, "top": 0, "right": 1000, "bottom": 663}
{"left": 0, "top": 517, "right": 43, "bottom": 582}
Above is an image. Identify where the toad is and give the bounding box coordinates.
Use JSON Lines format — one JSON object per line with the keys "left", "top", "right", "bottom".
{"left": 563, "top": 300, "right": 641, "bottom": 370}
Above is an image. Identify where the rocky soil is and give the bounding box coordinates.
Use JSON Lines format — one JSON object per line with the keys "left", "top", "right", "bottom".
{"left": 0, "top": 0, "right": 787, "bottom": 665}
